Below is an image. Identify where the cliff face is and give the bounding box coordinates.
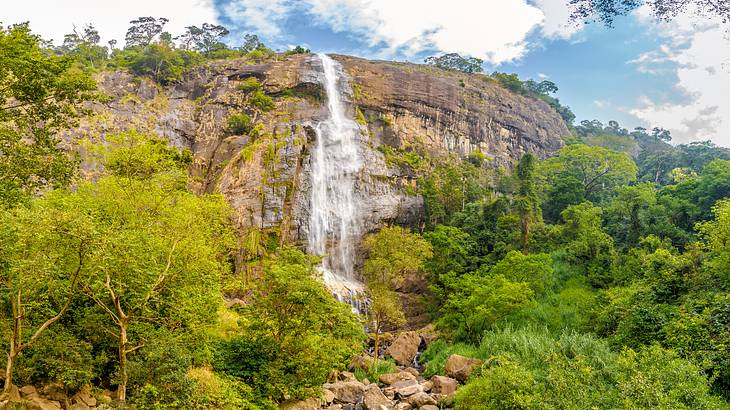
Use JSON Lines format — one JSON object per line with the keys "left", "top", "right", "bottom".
{"left": 66, "top": 53, "right": 567, "bottom": 254}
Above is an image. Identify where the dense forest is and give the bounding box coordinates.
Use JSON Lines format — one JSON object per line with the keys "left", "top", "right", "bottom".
{"left": 2, "top": 16, "right": 730, "bottom": 409}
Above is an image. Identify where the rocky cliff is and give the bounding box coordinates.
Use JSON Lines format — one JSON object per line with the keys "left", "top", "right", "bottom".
{"left": 66, "top": 53, "right": 568, "bottom": 261}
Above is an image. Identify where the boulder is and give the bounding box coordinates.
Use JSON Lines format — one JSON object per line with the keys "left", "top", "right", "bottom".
{"left": 72, "top": 385, "right": 97, "bottom": 407}
{"left": 5, "top": 385, "right": 21, "bottom": 402}
{"left": 406, "top": 391, "right": 437, "bottom": 407}
{"left": 393, "top": 403, "right": 412, "bottom": 410}
{"left": 323, "top": 381, "right": 366, "bottom": 404}
{"left": 379, "top": 371, "right": 416, "bottom": 385}
{"left": 386, "top": 332, "right": 421, "bottom": 366}
{"left": 430, "top": 375, "right": 458, "bottom": 396}
{"left": 420, "top": 405, "right": 440, "bottom": 410}
{"left": 362, "top": 384, "right": 392, "bottom": 410}
{"left": 348, "top": 354, "right": 375, "bottom": 371}
{"left": 323, "top": 389, "right": 336, "bottom": 404}
{"left": 338, "top": 371, "right": 357, "bottom": 382}
{"left": 28, "top": 396, "right": 63, "bottom": 410}
{"left": 282, "top": 397, "right": 321, "bottom": 410}
{"left": 403, "top": 367, "right": 420, "bottom": 378}
{"left": 68, "top": 402, "right": 90, "bottom": 410}
{"left": 444, "top": 354, "right": 483, "bottom": 382}
{"left": 392, "top": 380, "right": 421, "bottom": 397}
{"left": 20, "top": 385, "right": 38, "bottom": 398}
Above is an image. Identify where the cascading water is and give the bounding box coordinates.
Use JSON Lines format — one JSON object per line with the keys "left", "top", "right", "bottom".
{"left": 308, "top": 53, "right": 366, "bottom": 312}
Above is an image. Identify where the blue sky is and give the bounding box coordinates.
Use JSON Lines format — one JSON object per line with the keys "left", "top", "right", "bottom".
{"left": 4, "top": 0, "right": 729, "bottom": 146}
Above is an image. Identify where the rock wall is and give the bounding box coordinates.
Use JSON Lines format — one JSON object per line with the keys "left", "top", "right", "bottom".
{"left": 65, "top": 53, "right": 567, "bottom": 261}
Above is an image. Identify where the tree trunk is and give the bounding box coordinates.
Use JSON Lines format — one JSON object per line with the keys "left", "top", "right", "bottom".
{"left": 117, "top": 322, "right": 128, "bottom": 403}
{"left": 3, "top": 350, "right": 17, "bottom": 395}
{"left": 521, "top": 216, "right": 530, "bottom": 254}
{"left": 374, "top": 331, "right": 380, "bottom": 360}
{"left": 3, "top": 291, "right": 22, "bottom": 395}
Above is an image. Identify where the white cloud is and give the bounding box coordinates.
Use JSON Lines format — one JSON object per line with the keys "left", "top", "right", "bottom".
{"left": 629, "top": 12, "right": 730, "bottom": 146}
{"left": 223, "top": 0, "right": 582, "bottom": 64}
{"left": 533, "top": 0, "right": 582, "bottom": 39}
{"left": 1, "top": 0, "right": 219, "bottom": 46}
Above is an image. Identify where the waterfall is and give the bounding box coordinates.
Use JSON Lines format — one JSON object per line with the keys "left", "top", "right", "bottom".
{"left": 308, "top": 53, "right": 366, "bottom": 311}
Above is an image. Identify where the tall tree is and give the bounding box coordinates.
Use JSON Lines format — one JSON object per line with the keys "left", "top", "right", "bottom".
{"left": 424, "top": 53, "right": 484, "bottom": 73}
{"left": 514, "top": 153, "right": 540, "bottom": 253}
{"left": 0, "top": 23, "right": 97, "bottom": 207}
{"left": 541, "top": 144, "right": 637, "bottom": 203}
{"left": 124, "top": 16, "right": 169, "bottom": 48}
{"left": 0, "top": 201, "right": 95, "bottom": 395}
{"left": 76, "top": 133, "right": 233, "bottom": 402}
{"left": 177, "top": 23, "right": 229, "bottom": 54}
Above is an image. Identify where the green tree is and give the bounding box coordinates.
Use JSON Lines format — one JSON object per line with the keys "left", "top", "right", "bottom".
{"left": 219, "top": 247, "right": 362, "bottom": 401}
{"left": 514, "top": 153, "right": 540, "bottom": 253}
{"left": 424, "top": 53, "right": 484, "bottom": 73}
{"left": 0, "top": 202, "right": 95, "bottom": 394}
{"left": 362, "top": 226, "right": 433, "bottom": 290}
{"left": 124, "top": 17, "right": 169, "bottom": 48}
{"left": 560, "top": 202, "right": 616, "bottom": 287}
{"left": 368, "top": 286, "right": 406, "bottom": 359}
{"left": 74, "top": 134, "right": 234, "bottom": 403}
{"left": 177, "top": 23, "right": 229, "bottom": 55}
{"left": 541, "top": 144, "right": 637, "bottom": 203}
{"left": 438, "top": 273, "right": 533, "bottom": 343}
{"left": 0, "top": 23, "right": 97, "bottom": 207}
{"left": 489, "top": 251, "right": 554, "bottom": 297}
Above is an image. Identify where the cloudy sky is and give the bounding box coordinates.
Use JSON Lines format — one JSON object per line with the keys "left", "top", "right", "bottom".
{"left": 3, "top": 0, "right": 729, "bottom": 146}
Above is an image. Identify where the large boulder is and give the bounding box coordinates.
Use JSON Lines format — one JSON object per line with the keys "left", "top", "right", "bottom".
{"left": 385, "top": 331, "right": 421, "bottom": 366}
{"left": 406, "top": 391, "right": 437, "bottom": 407}
{"left": 322, "top": 381, "right": 366, "bottom": 404}
{"left": 444, "top": 354, "right": 483, "bottom": 382}
{"left": 362, "top": 384, "right": 392, "bottom": 410}
{"left": 431, "top": 375, "right": 458, "bottom": 395}
{"left": 392, "top": 379, "right": 421, "bottom": 397}
{"left": 27, "top": 396, "right": 63, "bottom": 410}
{"left": 378, "top": 371, "right": 415, "bottom": 385}
{"left": 282, "top": 397, "right": 321, "bottom": 410}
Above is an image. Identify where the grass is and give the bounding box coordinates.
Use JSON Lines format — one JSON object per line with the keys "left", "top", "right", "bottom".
{"left": 352, "top": 359, "right": 398, "bottom": 383}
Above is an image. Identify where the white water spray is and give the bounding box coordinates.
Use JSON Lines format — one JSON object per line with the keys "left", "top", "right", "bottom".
{"left": 308, "top": 53, "right": 366, "bottom": 310}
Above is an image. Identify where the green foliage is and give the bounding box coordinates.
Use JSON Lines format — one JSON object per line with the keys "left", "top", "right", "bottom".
{"left": 419, "top": 159, "right": 487, "bottom": 226}
{"left": 352, "top": 359, "right": 398, "bottom": 383}
{"left": 238, "top": 77, "right": 262, "bottom": 93}
{"left": 216, "top": 247, "right": 363, "bottom": 402}
{"left": 377, "top": 144, "right": 428, "bottom": 172}
{"left": 111, "top": 43, "right": 203, "bottom": 84}
{"left": 541, "top": 144, "right": 637, "bottom": 205}
{"left": 249, "top": 90, "right": 275, "bottom": 111}
{"left": 362, "top": 226, "right": 433, "bottom": 289}
{"left": 437, "top": 273, "right": 534, "bottom": 343}
{"left": 0, "top": 23, "right": 97, "bottom": 208}
{"left": 424, "top": 53, "right": 484, "bottom": 73}
{"left": 226, "top": 113, "right": 253, "bottom": 135}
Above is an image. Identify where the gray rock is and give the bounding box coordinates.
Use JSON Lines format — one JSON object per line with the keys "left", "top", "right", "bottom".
{"left": 362, "top": 385, "right": 392, "bottom": 410}
{"left": 430, "top": 375, "right": 458, "bottom": 396}
{"left": 323, "top": 381, "right": 366, "bottom": 404}
{"left": 444, "top": 354, "right": 483, "bottom": 382}
{"left": 386, "top": 332, "right": 421, "bottom": 366}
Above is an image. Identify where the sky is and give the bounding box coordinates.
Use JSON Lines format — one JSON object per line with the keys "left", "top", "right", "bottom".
{"left": 3, "top": 0, "right": 729, "bottom": 147}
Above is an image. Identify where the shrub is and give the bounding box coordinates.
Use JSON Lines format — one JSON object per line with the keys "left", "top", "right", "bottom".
{"left": 250, "top": 91, "right": 275, "bottom": 112}
{"left": 226, "top": 113, "right": 253, "bottom": 134}
{"left": 238, "top": 77, "right": 262, "bottom": 93}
